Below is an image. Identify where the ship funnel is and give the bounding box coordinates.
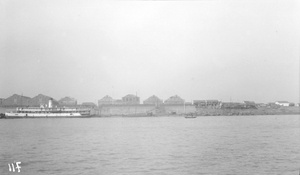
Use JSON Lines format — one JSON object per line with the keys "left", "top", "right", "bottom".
{"left": 49, "top": 98, "right": 53, "bottom": 108}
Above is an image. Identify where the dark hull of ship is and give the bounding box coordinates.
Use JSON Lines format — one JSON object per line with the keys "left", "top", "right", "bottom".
{"left": 3, "top": 113, "right": 93, "bottom": 119}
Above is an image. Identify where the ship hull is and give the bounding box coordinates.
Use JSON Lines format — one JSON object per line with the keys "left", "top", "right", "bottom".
{"left": 4, "top": 112, "right": 91, "bottom": 118}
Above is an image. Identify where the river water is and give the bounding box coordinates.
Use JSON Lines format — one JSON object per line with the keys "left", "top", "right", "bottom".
{"left": 0, "top": 115, "right": 299, "bottom": 175}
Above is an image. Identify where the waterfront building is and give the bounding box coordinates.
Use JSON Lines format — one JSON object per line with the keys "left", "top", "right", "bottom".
{"left": 267, "top": 102, "right": 278, "bottom": 108}
{"left": 29, "top": 94, "right": 58, "bottom": 107}
{"left": 98, "top": 95, "right": 115, "bottom": 106}
{"left": 81, "top": 102, "right": 97, "bottom": 108}
{"left": 193, "top": 100, "right": 206, "bottom": 107}
{"left": 185, "top": 102, "right": 192, "bottom": 105}
{"left": 275, "top": 101, "right": 290, "bottom": 107}
{"left": 143, "top": 95, "right": 163, "bottom": 105}
{"left": 220, "top": 102, "right": 244, "bottom": 109}
{"left": 164, "top": 95, "right": 184, "bottom": 105}
{"left": 256, "top": 103, "right": 267, "bottom": 107}
{"left": 98, "top": 95, "right": 125, "bottom": 106}
{"left": 2, "top": 94, "right": 31, "bottom": 107}
{"left": 59, "top": 96, "right": 77, "bottom": 106}
{"left": 206, "top": 100, "right": 220, "bottom": 107}
{"left": 114, "top": 99, "right": 124, "bottom": 105}
{"left": 243, "top": 101, "right": 257, "bottom": 109}
{"left": 193, "top": 100, "right": 220, "bottom": 107}
{"left": 122, "top": 94, "right": 140, "bottom": 104}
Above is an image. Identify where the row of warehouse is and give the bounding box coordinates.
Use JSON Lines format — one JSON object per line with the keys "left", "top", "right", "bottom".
{"left": 0, "top": 94, "right": 186, "bottom": 107}
{"left": 0, "top": 94, "right": 84, "bottom": 107}
{"left": 98, "top": 94, "right": 185, "bottom": 105}
{"left": 98, "top": 95, "right": 299, "bottom": 108}
{"left": 0, "top": 93, "right": 299, "bottom": 108}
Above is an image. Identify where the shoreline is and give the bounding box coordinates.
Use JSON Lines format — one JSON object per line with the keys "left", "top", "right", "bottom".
{"left": 1, "top": 106, "right": 299, "bottom": 118}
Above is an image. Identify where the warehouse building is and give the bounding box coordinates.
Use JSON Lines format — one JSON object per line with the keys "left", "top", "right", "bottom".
{"left": 59, "top": 96, "right": 77, "bottom": 106}
{"left": 2, "top": 94, "right": 31, "bottom": 107}
{"left": 164, "top": 95, "right": 184, "bottom": 105}
{"left": 122, "top": 94, "right": 140, "bottom": 105}
{"left": 29, "top": 94, "right": 58, "bottom": 107}
{"left": 143, "top": 95, "right": 163, "bottom": 105}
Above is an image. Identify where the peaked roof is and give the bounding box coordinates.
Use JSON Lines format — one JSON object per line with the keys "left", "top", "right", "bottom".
{"left": 123, "top": 94, "right": 138, "bottom": 98}
{"left": 9, "top": 94, "right": 31, "bottom": 99}
{"left": 59, "top": 96, "right": 76, "bottom": 102}
{"left": 32, "top": 94, "right": 56, "bottom": 101}
{"left": 145, "top": 95, "right": 162, "bottom": 101}
{"left": 166, "top": 95, "right": 183, "bottom": 100}
{"left": 100, "top": 95, "right": 113, "bottom": 100}
{"left": 32, "top": 94, "right": 51, "bottom": 99}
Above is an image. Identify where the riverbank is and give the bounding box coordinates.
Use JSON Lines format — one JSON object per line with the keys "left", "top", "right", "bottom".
{"left": 96, "top": 105, "right": 300, "bottom": 116}
{"left": 194, "top": 106, "right": 300, "bottom": 116}
{"left": 1, "top": 106, "right": 299, "bottom": 117}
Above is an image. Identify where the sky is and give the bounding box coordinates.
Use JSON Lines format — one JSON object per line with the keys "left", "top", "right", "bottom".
{"left": 0, "top": 0, "right": 299, "bottom": 104}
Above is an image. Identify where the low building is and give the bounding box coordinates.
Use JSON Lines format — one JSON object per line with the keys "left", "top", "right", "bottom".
{"left": 59, "top": 96, "right": 77, "bottom": 106}
{"left": 289, "top": 103, "right": 295, "bottom": 106}
{"left": 243, "top": 101, "right": 257, "bottom": 109}
{"left": 275, "top": 101, "right": 290, "bottom": 107}
{"left": 2, "top": 94, "right": 31, "bottom": 107}
{"left": 98, "top": 95, "right": 115, "bottom": 106}
{"left": 0, "top": 98, "right": 3, "bottom": 106}
{"left": 164, "top": 95, "right": 184, "bottom": 105}
{"left": 122, "top": 94, "right": 140, "bottom": 105}
{"left": 206, "top": 100, "right": 220, "bottom": 107}
{"left": 193, "top": 100, "right": 206, "bottom": 107}
{"left": 29, "top": 94, "right": 58, "bottom": 107}
{"left": 220, "top": 102, "right": 244, "bottom": 109}
{"left": 143, "top": 95, "right": 163, "bottom": 105}
{"left": 256, "top": 103, "right": 267, "bottom": 107}
{"left": 296, "top": 103, "right": 300, "bottom": 107}
{"left": 267, "top": 102, "right": 279, "bottom": 108}
{"left": 185, "top": 102, "right": 192, "bottom": 105}
{"left": 193, "top": 100, "right": 220, "bottom": 107}
{"left": 81, "top": 102, "right": 97, "bottom": 108}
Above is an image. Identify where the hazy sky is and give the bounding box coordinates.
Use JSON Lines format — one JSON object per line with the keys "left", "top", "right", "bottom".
{"left": 0, "top": 0, "right": 299, "bottom": 103}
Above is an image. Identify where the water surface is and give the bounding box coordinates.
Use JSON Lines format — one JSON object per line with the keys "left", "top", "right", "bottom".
{"left": 0, "top": 115, "right": 299, "bottom": 174}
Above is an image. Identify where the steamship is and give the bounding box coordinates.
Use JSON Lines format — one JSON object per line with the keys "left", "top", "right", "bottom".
{"left": 4, "top": 99, "right": 92, "bottom": 118}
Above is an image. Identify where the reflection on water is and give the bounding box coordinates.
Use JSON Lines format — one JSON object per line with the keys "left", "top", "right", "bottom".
{"left": 0, "top": 115, "right": 299, "bottom": 175}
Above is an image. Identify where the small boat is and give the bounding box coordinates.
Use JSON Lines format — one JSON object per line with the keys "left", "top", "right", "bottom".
{"left": 184, "top": 113, "right": 197, "bottom": 118}
{"left": 185, "top": 116, "right": 197, "bottom": 118}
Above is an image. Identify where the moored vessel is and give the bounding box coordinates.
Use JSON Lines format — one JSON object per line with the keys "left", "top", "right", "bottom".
{"left": 184, "top": 112, "right": 197, "bottom": 118}
{"left": 4, "top": 99, "right": 92, "bottom": 118}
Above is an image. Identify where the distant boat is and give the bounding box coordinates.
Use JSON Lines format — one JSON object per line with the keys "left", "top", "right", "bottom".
{"left": 184, "top": 113, "right": 197, "bottom": 118}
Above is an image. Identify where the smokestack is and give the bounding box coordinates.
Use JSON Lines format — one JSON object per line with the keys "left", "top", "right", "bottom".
{"left": 49, "top": 98, "right": 53, "bottom": 108}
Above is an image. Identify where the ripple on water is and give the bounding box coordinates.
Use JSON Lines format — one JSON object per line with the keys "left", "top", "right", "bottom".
{"left": 0, "top": 115, "right": 299, "bottom": 174}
